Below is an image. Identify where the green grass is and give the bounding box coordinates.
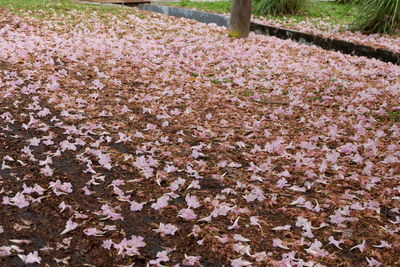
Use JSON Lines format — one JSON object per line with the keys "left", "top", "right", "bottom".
{"left": 170, "top": 0, "right": 232, "bottom": 13}
{"left": 301, "top": 1, "right": 357, "bottom": 24}
{"left": 0, "top": 0, "right": 121, "bottom": 16}
{"left": 0, "top": 0, "right": 131, "bottom": 30}
{"left": 166, "top": 0, "right": 358, "bottom": 27}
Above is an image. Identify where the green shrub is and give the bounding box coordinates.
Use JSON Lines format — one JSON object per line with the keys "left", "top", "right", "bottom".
{"left": 351, "top": 0, "right": 400, "bottom": 34}
{"left": 254, "top": 0, "right": 307, "bottom": 16}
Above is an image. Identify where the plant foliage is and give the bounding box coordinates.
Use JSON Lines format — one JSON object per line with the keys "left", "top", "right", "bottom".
{"left": 351, "top": 0, "right": 400, "bottom": 34}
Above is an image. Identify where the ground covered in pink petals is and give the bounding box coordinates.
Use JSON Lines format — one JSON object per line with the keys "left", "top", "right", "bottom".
{"left": 166, "top": 4, "right": 400, "bottom": 53}
{"left": 252, "top": 16, "right": 400, "bottom": 54}
{"left": 0, "top": 4, "right": 400, "bottom": 267}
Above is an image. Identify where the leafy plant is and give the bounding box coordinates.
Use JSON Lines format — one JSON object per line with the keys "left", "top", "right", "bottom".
{"left": 351, "top": 0, "right": 400, "bottom": 34}
{"left": 254, "top": 0, "right": 307, "bottom": 16}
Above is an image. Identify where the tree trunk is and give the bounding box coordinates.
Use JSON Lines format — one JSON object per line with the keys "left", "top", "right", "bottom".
{"left": 229, "top": 0, "right": 252, "bottom": 38}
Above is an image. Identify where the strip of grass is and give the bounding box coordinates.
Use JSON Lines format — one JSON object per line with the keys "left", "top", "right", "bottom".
{"left": 0, "top": 0, "right": 136, "bottom": 31}
{"left": 168, "top": 0, "right": 232, "bottom": 13}
{"left": 166, "top": 1, "right": 358, "bottom": 27}
{"left": 302, "top": 1, "right": 358, "bottom": 25}
{"left": 0, "top": 0, "right": 121, "bottom": 16}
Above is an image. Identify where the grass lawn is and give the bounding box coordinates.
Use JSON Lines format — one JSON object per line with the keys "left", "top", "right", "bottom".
{"left": 0, "top": 0, "right": 129, "bottom": 28}
{"left": 166, "top": 0, "right": 358, "bottom": 27}
{"left": 0, "top": 0, "right": 121, "bottom": 16}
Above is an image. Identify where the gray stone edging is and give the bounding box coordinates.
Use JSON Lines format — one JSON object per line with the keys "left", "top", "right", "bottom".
{"left": 138, "top": 4, "right": 400, "bottom": 65}
{"left": 139, "top": 4, "right": 229, "bottom": 27}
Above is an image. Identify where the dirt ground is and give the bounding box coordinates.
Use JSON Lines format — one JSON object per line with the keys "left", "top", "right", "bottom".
{"left": 0, "top": 4, "right": 399, "bottom": 267}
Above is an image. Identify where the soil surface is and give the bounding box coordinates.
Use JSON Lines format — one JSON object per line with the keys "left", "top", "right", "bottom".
{"left": 0, "top": 4, "right": 399, "bottom": 267}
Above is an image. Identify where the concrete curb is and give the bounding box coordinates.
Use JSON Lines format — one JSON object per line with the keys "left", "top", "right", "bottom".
{"left": 138, "top": 4, "right": 400, "bottom": 65}
{"left": 139, "top": 4, "right": 229, "bottom": 27}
